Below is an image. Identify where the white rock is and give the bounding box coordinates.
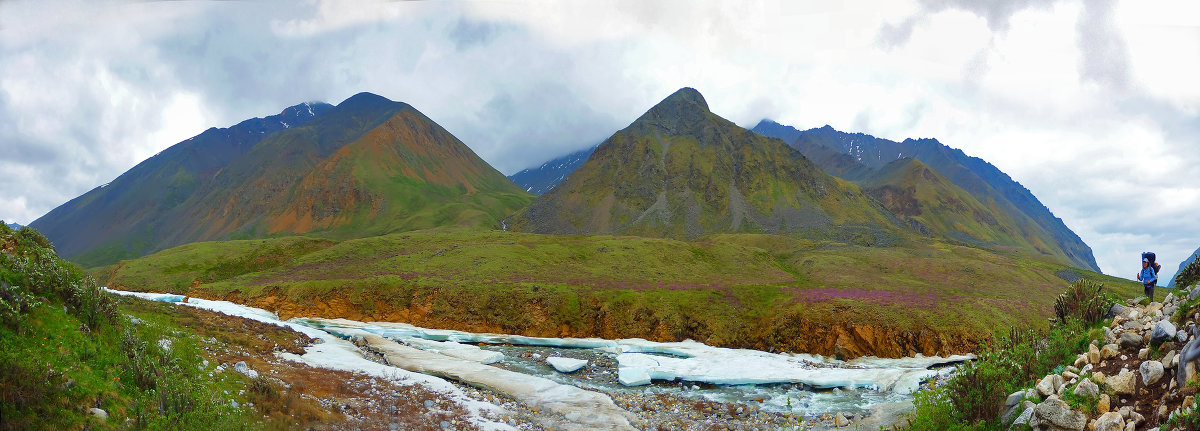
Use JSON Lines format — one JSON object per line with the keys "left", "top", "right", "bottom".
{"left": 1108, "top": 370, "right": 1136, "bottom": 395}
{"left": 234, "top": 361, "right": 258, "bottom": 379}
{"left": 1012, "top": 401, "right": 1036, "bottom": 427}
{"left": 1099, "top": 412, "right": 1123, "bottom": 431}
{"left": 1093, "top": 411, "right": 1124, "bottom": 431}
{"left": 1033, "top": 396, "right": 1086, "bottom": 430}
{"left": 1075, "top": 379, "right": 1100, "bottom": 398}
{"left": 1036, "top": 374, "right": 1063, "bottom": 397}
{"left": 1140, "top": 360, "right": 1164, "bottom": 386}
{"left": 1152, "top": 320, "right": 1177, "bottom": 345}
{"left": 88, "top": 407, "right": 107, "bottom": 421}
{"left": 546, "top": 357, "right": 588, "bottom": 373}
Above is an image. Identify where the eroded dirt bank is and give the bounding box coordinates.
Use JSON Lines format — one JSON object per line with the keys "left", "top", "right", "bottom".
{"left": 176, "top": 287, "right": 983, "bottom": 359}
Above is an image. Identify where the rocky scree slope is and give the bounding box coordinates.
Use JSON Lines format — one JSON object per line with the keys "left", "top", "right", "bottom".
{"left": 508, "top": 144, "right": 598, "bottom": 195}
{"left": 999, "top": 285, "right": 1200, "bottom": 430}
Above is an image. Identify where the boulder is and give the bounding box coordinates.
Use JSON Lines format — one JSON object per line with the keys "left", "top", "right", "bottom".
{"left": 1093, "top": 411, "right": 1124, "bottom": 431}
{"left": 1075, "top": 379, "right": 1099, "bottom": 398}
{"left": 545, "top": 357, "right": 588, "bottom": 373}
{"left": 1152, "top": 320, "right": 1177, "bottom": 345}
{"left": 1096, "top": 393, "right": 1110, "bottom": 414}
{"left": 88, "top": 408, "right": 107, "bottom": 421}
{"left": 1092, "top": 371, "right": 1106, "bottom": 384}
{"left": 1036, "top": 374, "right": 1064, "bottom": 397}
{"left": 1164, "top": 349, "right": 1177, "bottom": 366}
{"left": 1108, "top": 370, "right": 1136, "bottom": 395}
{"left": 834, "top": 412, "right": 850, "bottom": 427}
{"left": 1119, "top": 333, "right": 1143, "bottom": 351}
{"left": 1138, "top": 348, "right": 1149, "bottom": 360}
{"left": 1012, "top": 401, "right": 1036, "bottom": 428}
{"left": 1191, "top": 287, "right": 1200, "bottom": 301}
{"left": 1140, "top": 360, "right": 1164, "bottom": 385}
{"left": 1005, "top": 390, "right": 1027, "bottom": 408}
{"left": 1033, "top": 396, "right": 1086, "bottom": 430}
{"left": 1101, "top": 344, "right": 1120, "bottom": 359}
{"left": 233, "top": 361, "right": 258, "bottom": 379}
{"left": 1108, "top": 303, "right": 1129, "bottom": 319}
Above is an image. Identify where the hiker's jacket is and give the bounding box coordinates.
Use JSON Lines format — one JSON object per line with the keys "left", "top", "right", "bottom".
{"left": 1139, "top": 265, "right": 1158, "bottom": 285}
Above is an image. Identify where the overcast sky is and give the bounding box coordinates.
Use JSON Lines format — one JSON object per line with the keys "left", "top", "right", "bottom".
{"left": 1, "top": 0, "right": 1197, "bottom": 281}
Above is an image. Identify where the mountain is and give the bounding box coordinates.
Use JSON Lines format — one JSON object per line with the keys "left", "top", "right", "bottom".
{"left": 31, "top": 93, "right": 533, "bottom": 267}
{"left": 507, "top": 144, "right": 598, "bottom": 195}
{"left": 1170, "top": 246, "right": 1200, "bottom": 288}
{"left": 510, "top": 88, "right": 898, "bottom": 240}
{"left": 858, "top": 158, "right": 1056, "bottom": 251}
{"left": 752, "top": 121, "right": 1101, "bottom": 272}
{"left": 4, "top": 222, "right": 20, "bottom": 230}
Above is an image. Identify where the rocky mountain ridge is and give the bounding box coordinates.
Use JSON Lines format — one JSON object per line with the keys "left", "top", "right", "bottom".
{"left": 752, "top": 120, "right": 1101, "bottom": 272}
{"left": 508, "top": 144, "right": 598, "bottom": 195}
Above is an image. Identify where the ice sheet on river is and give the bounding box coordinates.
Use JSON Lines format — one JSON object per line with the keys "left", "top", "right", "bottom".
{"left": 298, "top": 318, "right": 972, "bottom": 394}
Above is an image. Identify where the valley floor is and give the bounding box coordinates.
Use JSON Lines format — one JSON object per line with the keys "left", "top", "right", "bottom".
{"left": 111, "top": 289, "right": 970, "bottom": 430}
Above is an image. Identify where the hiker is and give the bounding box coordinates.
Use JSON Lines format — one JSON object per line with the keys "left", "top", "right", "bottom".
{"left": 1138, "top": 252, "right": 1161, "bottom": 301}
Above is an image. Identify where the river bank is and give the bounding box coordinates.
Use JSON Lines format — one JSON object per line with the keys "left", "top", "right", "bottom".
{"left": 109, "top": 288, "right": 969, "bottom": 430}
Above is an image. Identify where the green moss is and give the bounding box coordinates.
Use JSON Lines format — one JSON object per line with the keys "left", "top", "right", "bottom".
{"left": 1, "top": 227, "right": 259, "bottom": 430}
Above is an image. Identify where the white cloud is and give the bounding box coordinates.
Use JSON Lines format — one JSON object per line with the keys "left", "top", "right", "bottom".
{"left": 0, "top": 0, "right": 1197, "bottom": 283}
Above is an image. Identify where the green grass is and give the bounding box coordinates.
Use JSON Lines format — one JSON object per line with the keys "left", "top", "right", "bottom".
{"left": 0, "top": 224, "right": 260, "bottom": 430}
{"left": 97, "top": 228, "right": 1142, "bottom": 357}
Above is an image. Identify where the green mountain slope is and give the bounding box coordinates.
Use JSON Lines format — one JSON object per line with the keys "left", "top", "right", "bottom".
{"left": 860, "top": 158, "right": 1056, "bottom": 253}
{"left": 96, "top": 228, "right": 1143, "bottom": 359}
{"left": 753, "top": 121, "right": 1100, "bottom": 271}
{"left": 511, "top": 88, "right": 898, "bottom": 241}
{"left": 32, "top": 93, "right": 533, "bottom": 267}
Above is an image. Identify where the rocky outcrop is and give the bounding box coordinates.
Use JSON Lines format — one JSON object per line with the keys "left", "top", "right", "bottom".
{"left": 1003, "top": 288, "right": 1200, "bottom": 430}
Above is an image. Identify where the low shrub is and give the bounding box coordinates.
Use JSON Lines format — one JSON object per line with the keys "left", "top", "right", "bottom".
{"left": 905, "top": 280, "right": 1112, "bottom": 428}
{"left": 1177, "top": 258, "right": 1200, "bottom": 291}
{"left": 1053, "top": 279, "right": 1114, "bottom": 326}
{"left": 0, "top": 281, "right": 40, "bottom": 333}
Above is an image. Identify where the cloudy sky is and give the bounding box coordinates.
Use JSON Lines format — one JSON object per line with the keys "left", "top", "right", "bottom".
{"left": 1, "top": 0, "right": 1197, "bottom": 281}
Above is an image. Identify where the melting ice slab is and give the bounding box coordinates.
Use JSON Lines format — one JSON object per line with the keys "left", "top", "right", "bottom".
{"left": 546, "top": 357, "right": 587, "bottom": 373}
{"left": 297, "top": 317, "right": 971, "bottom": 394}
{"left": 615, "top": 339, "right": 972, "bottom": 393}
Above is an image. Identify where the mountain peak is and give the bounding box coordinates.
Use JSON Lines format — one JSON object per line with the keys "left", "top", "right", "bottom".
{"left": 338, "top": 92, "right": 399, "bottom": 110}
{"left": 631, "top": 87, "right": 712, "bottom": 135}
{"left": 658, "top": 87, "right": 708, "bottom": 111}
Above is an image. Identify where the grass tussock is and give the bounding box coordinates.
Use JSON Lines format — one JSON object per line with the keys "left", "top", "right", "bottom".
{"left": 903, "top": 279, "right": 1116, "bottom": 429}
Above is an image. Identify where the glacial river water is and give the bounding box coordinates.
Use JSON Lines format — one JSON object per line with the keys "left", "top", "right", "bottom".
{"left": 110, "top": 289, "right": 970, "bottom": 425}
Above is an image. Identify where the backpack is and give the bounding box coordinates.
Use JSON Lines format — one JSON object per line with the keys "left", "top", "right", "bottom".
{"left": 1143, "top": 252, "right": 1161, "bottom": 275}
